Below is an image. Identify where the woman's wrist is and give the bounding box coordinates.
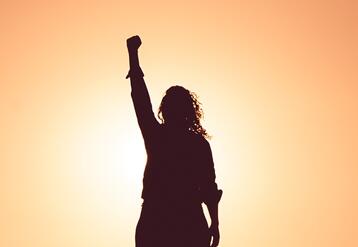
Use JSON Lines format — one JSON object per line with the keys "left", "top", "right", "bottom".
{"left": 128, "top": 48, "right": 138, "bottom": 56}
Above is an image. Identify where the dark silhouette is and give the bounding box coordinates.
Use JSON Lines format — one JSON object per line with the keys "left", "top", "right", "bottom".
{"left": 126, "top": 35, "right": 222, "bottom": 247}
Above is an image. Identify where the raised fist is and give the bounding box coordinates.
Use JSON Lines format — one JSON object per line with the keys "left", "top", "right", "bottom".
{"left": 127, "top": 35, "right": 142, "bottom": 51}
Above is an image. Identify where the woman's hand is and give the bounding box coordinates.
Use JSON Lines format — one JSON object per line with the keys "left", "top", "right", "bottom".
{"left": 127, "top": 35, "right": 142, "bottom": 52}
{"left": 209, "top": 224, "right": 220, "bottom": 247}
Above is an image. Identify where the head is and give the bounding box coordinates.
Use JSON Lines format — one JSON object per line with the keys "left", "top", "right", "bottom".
{"left": 158, "top": 85, "right": 209, "bottom": 139}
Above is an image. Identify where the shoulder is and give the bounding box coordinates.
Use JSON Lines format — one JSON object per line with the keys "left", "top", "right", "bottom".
{"left": 189, "top": 132, "right": 210, "bottom": 150}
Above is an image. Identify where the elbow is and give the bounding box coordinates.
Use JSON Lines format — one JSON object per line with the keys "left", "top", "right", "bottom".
{"left": 202, "top": 189, "right": 223, "bottom": 205}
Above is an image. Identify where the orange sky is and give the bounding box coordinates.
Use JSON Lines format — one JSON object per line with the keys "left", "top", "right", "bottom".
{"left": 1, "top": 1, "right": 357, "bottom": 247}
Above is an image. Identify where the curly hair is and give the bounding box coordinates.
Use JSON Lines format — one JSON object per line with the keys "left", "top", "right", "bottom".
{"left": 158, "top": 86, "right": 210, "bottom": 139}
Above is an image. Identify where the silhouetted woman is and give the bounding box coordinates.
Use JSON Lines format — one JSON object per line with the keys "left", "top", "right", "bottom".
{"left": 126, "top": 35, "right": 222, "bottom": 247}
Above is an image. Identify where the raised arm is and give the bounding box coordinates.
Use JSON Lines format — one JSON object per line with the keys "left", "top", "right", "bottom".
{"left": 126, "top": 36, "right": 158, "bottom": 143}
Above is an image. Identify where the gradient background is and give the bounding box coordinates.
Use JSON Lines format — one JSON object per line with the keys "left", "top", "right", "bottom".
{"left": 1, "top": 1, "right": 357, "bottom": 247}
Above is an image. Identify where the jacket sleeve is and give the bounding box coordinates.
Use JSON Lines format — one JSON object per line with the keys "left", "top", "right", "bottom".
{"left": 127, "top": 67, "right": 159, "bottom": 144}
{"left": 200, "top": 140, "right": 223, "bottom": 205}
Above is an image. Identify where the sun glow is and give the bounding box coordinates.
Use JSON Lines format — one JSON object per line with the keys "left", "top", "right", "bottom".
{"left": 66, "top": 103, "right": 146, "bottom": 209}
{"left": 1, "top": 1, "right": 357, "bottom": 247}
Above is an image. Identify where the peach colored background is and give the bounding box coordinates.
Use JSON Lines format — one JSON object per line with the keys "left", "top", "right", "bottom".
{"left": 1, "top": 1, "right": 357, "bottom": 246}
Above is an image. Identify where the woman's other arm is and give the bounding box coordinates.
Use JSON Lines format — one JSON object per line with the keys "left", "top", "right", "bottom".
{"left": 201, "top": 140, "right": 223, "bottom": 247}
